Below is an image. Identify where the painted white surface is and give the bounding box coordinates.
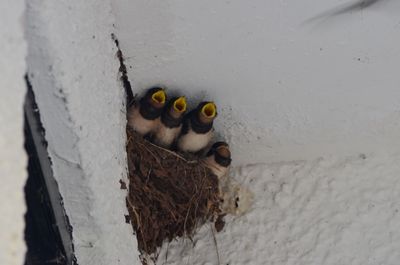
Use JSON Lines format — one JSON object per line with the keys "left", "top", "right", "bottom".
{"left": 25, "top": 1, "right": 140, "bottom": 264}
{"left": 113, "top": 0, "right": 400, "bottom": 165}
{"left": 0, "top": 1, "right": 27, "bottom": 264}
{"left": 23, "top": 1, "right": 400, "bottom": 265}
{"left": 110, "top": 1, "right": 400, "bottom": 265}
{"left": 157, "top": 152, "right": 400, "bottom": 265}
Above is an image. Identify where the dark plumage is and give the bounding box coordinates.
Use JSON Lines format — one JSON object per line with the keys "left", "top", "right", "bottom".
{"left": 127, "top": 87, "right": 166, "bottom": 136}
{"left": 153, "top": 96, "right": 187, "bottom": 148}
{"left": 177, "top": 101, "right": 217, "bottom": 153}
{"left": 204, "top": 141, "right": 232, "bottom": 179}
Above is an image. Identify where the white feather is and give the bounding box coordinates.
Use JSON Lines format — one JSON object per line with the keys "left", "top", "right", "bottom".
{"left": 203, "top": 154, "right": 228, "bottom": 179}
{"left": 127, "top": 106, "right": 158, "bottom": 135}
{"left": 177, "top": 127, "right": 213, "bottom": 153}
{"left": 153, "top": 121, "right": 182, "bottom": 148}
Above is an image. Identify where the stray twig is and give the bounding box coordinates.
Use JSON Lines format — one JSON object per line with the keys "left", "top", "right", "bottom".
{"left": 127, "top": 197, "right": 141, "bottom": 230}
{"left": 145, "top": 140, "right": 192, "bottom": 162}
{"left": 210, "top": 223, "right": 221, "bottom": 265}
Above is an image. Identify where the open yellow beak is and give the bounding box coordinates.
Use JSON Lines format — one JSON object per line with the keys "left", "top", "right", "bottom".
{"left": 173, "top": 96, "right": 187, "bottom": 113}
{"left": 151, "top": 90, "right": 166, "bottom": 104}
{"left": 201, "top": 102, "right": 217, "bottom": 118}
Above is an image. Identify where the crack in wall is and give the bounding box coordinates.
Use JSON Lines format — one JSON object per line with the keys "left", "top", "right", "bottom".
{"left": 111, "top": 33, "right": 134, "bottom": 109}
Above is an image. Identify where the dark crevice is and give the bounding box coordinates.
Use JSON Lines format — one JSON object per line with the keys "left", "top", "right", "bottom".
{"left": 24, "top": 115, "right": 67, "bottom": 265}
{"left": 24, "top": 76, "right": 76, "bottom": 265}
{"left": 111, "top": 33, "right": 135, "bottom": 109}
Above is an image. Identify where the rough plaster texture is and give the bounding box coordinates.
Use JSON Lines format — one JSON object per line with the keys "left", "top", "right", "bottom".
{"left": 110, "top": 1, "right": 400, "bottom": 264}
{"left": 113, "top": 0, "right": 400, "bottom": 165}
{"left": 23, "top": 0, "right": 400, "bottom": 265}
{"left": 25, "top": 1, "right": 139, "bottom": 264}
{"left": 0, "top": 0, "right": 27, "bottom": 264}
{"left": 157, "top": 152, "right": 400, "bottom": 265}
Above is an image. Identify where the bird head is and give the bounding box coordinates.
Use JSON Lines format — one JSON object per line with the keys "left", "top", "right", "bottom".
{"left": 168, "top": 96, "right": 187, "bottom": 119}
{"left": 145, "top": 87, "right": 166, "bottom": 108}
{"left": 207, "top": 141, "right": 232, "bottom": 167}
{"left": 197, "top": 101, "right": 217, "bottom": 124}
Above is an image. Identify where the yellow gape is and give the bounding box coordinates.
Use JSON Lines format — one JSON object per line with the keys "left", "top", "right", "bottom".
{"left": 173, "top": 97, "right": 187, "bottom": 112}
{"left": 151, "top": 90, "right": 166, "bottom": 104}
{"left": 201, "top": 102, "right": 217, "bottom": 118}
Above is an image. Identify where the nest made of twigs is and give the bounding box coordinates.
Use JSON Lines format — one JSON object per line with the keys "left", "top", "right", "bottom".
{"left": 125, "top": 128, "right": 224, "bottom": 257}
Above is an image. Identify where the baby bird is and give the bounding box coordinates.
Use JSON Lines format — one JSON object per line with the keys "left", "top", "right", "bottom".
{"left": 153, "top": 96, "right": 187, "bottom": 148}
{"left": 203, "top": 142, "right": 232, "bottom": 179}
{"left": 127, "top": 87, "right": 166, "bottom": 136}
{"left": 177, "top": 101, "right": 217, "bottom": 153}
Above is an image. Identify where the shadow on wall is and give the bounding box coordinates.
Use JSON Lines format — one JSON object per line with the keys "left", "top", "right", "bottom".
{"left": 304, "top": 0, "right": 394, "bottom": 24}
{"left": 23, "top": 80, "right": 72, "bottom": 265}
{"left": 24, "top": 115, "right": 66, "bottom": 265}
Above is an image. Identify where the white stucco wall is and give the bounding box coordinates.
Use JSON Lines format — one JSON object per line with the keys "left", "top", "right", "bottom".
{"left": 24, "top": 0, "right": 400, "bottom": 265}
{"left": 110, "top": 1, "right": 400, "bottom": 265}
{"left": 25, "top": 1, "right": 140, "bottom": 264}
{"left": 0, "top": 1, "right": 27, "bottom": 265}
{"left": 113, "top": 0, "right": 400, "bottom": 165}
{"left": 157, "top": 152, "right": 400, "bottom": 265}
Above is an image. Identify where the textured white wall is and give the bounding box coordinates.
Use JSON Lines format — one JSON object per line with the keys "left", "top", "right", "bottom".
{"left": 113, "top": 0, "right": 400, "bottom": 165}
{"left": 110, "top": 1, "right": 400, "bottom": 265}
{"left": 0, "top": 1, "right": 27, "bottom": 264}
{"left": 21, "top": 1, "right": 400, "bottom": 264}
{"left": 25, "top": 1, "right": 140, "bottom": 264}
{"left": 157, "top": 152, "right": 400, "bottom": 265}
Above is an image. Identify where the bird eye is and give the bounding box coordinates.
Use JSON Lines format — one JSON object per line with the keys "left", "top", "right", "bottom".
{"left": 173, "top": 97, "right": 187, "bottom": 112}
{"left": 201, "top": 103, "right": 216, "bottom": 118}
{"left": 151, "top": 90, "right": 166, "bottom": 104}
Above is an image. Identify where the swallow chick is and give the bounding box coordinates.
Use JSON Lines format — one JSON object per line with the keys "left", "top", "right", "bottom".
{"left": 177, "top": 101, "right": 217, "bottom": 153}
{"left": 127, "top": 87, "right": 166, "bottom": 136}
{"left": 204, "top": 142, "right": 232, "bottom": 179}
{"left": 153, "top": 96, "right": 187, "bottom": 148}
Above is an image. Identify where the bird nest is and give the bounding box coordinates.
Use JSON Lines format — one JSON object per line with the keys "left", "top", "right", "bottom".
{"left": 125, "top": 127, "right": 224, "bottom": 257}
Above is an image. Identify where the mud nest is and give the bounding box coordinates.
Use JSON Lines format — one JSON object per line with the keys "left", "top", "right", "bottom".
{"left": 125, "top": 128, "right": 224, "bottom": 256}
